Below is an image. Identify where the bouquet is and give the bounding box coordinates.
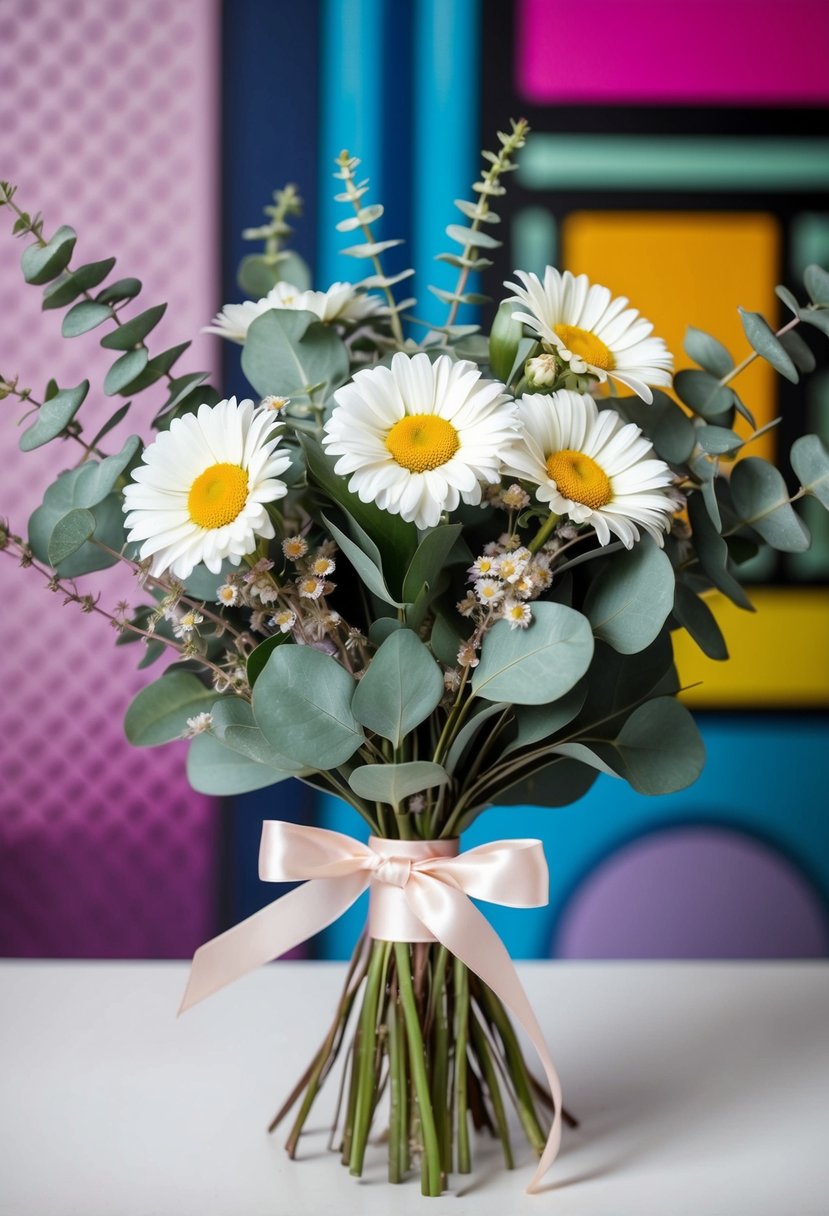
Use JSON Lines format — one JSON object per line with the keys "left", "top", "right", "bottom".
{"left": 3, "top": 119, "right": 828, "bottom": 1196}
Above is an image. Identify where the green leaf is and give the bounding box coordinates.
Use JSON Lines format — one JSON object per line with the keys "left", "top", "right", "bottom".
{"left": 446, "top": 701, "right": 510, "bottom": 774}
{"left": 471, "top": 602, "right": 594, "bottom": 705}
{"left": 210, "top": 697, "right": 304, "bottom": 772}
{"left": 686, "top": 491, "right": 754, "bottom": 611}
{"left": 674, "top": 370, "right": 735, "bottom": 420}
{"left": 42, "top": 257, "right": 116, "bottom": 309}
{"left": 348, "top": 761, "right": 449, "bottom": 807}
{"left": 100, "top": 303, "right": 166, "bottom": 350}
{"left": 502, "top": 681, "right": 586, "bottom": 759}
{"left": 352, "top": 629, "right": 444, "bottom": 747}
{"left": 778, "top": 329, "right": 816, "bottom": 374}
{"left": 739, "top": 309, "right": 798, "bottom": 383}
{"left": 241, "top": 309, "right": 349, "bottom": 401}
{"left": 97, "top": 277, "right": 141, "bottom": 305}
{"left": 47, "top": 507, "right": 96, "bottom": 565}
{"left": 799, "top": 309, "right": 829, "bottom": 338}
{"left": 488, "top": 301, "right": 524, "bottom": 382}
{"left": 804, "top": 263, "right": 829, "bottom": 306}
{"left": 88, "top": 402, "right": 131, "bottom": 449}
{"left": 153, "top": 372, "right": 211, "bottom": 421}
{"left": 791, "top": 434, "right": 829, "bottom": 509}
{"left": 584, "top": 537, "right": 675, "bottom": 654}
{"left": 62, "top": 300, "right": 114, "bottom": 337}
{"left": 616, "top": 391, "right": 696, "bottom": 465}
{"left": 19, "top": 380, "right": 89, "bottom": 451}
{"left": 74, "top": 434, "right": 141, "bottom": 505}
{"left": 580, "top": 634, "right": 676, "bottom": 728}
{"left": 187, "top": 731, "right": 294, "bottom": 795}
{"left": 28, "top": 465, "right": 126, "bottom": 576}
{"left": 253, "top": 644, "right": 364, "bottom": 768}
{"left": 775, "top": 284, "right": 801, "bottom": 316}
{"left": 124, "top": 342, "right": 191, "bottom": 392}
{"left": 494, "top": 756, "right": 598, "bottom": 808}
{"left": 445, "top": 223, "right": 501, "bottom": 250}
{"left": 683, "top": 326, "right": 733, "bottom": 377}
{"left": 606, "top": 697, "right": 706, "bottom": 795}
{"left": 246, "top": 633, "right": 290, "bottom": 688}
{"left": 21, "top": 225, "right": 76, "bottom": 284}
{"left": 430, "top": 610, "right": 464, "bottom": 666}
{"left": 103, "top": 348, "right": 149, "bottom": 396}
{"left": 368, "top": 617, "right": 402, "bottom": 647}
{"left": 322, "top": 513, "right": 401, "bottom": 608}
{"left": 730, "top": 456, "right": 810, "bottom": 552}
{"left": 124, "top": 672, "right": 216, "bottom": 747}
{"left": 302, "top": 434, "right": 417, "bottom": 597}
{"left": 402, "top": 524, "right": 462, "bottom": 606}
{"left": 673, "top": 582, "right": 728, "bottom": 661}
{"left": 694, "top": 425, "right": 743, "bottom": 455}
{"left": 238, "top": 250, "right": 311, "bottom": 297}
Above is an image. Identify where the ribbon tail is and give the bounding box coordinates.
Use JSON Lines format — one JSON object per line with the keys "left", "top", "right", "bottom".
{"left": 179, "top": 872, "right": 369, "bottom": 1014}
{"left": 408, "top": 877, "right": 562, "bottom": 1194}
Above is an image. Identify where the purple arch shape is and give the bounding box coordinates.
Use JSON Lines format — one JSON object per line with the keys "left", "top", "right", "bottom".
{"left": 555, "top": 825, "right": 829, "bottom": 960}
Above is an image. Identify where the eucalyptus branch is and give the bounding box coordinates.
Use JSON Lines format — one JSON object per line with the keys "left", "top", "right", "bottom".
{"left": 0, "top": 375, "right": 105, "bottom": 459}
{"left": 718, "top": 315, "right": 801, "bottom": 389}
{"left": 242, "top": 183, "right": 303, "bottom": 263}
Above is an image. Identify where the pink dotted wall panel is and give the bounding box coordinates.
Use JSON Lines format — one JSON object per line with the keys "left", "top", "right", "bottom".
{"left": 0, "top": 0, "right": 222, "bottom": 958}
{"left": 517, "top": 0, "right": 829, "bottom": 105}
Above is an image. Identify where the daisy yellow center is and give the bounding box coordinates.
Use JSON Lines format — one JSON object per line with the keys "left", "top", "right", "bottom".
{"left": 385, "top": 413, "right": 460, "bottom": 472}
{"left": 546, "top": 449, "right": 612, "bottom": 509}
{"left": 188, "top": 462, "right": 249, "bottom": 529}
{"left": 553, "top": 324, "right": 615, "bottom": 371}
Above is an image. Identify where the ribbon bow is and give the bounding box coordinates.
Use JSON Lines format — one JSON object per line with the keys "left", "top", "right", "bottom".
{"left": 181, "top": 823, "right": 562, "bottom": 1193}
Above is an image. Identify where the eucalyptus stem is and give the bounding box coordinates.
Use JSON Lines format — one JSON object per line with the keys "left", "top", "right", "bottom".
{"left": 395, "top": 942, "right": 442, "bottom": 1196}
{"left": 477, "top": 984, "right": 547, "bottom": 1155}
{"left": 470, "top": 1010, "right": 515, "bottom": 1169}
{"left": 453, "top": 957, "right": 471, "bottom": 1174}
{"left": 429, "top": 947, "right": 452, "bottom": 1173}
{"left": 335, "top": 152, "right": 405, "bottom": 346}
{"left": 349, "top": 940, "right": 391, "bottom": 1176}
{"left": 386, "top": 982, "right": 404, "bottom": 1183}
{"left": 719, "top": 314, "right": 801, "bottom": 389}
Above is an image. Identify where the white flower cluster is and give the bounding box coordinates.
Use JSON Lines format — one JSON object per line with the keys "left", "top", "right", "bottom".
{"left": 460, "top": 539, "right": 553, "bottom": 634}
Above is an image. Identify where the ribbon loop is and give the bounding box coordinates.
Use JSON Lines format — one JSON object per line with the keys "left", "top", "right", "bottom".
{"left": 181, "top": 822, "right": 562, "bottom": 1193}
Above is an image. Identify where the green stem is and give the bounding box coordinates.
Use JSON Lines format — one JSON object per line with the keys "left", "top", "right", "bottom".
{"left": 469, "top": 1010, "right": 514, "bottom": 1169}
{"left": 395, "top": 943, "right": 442, "bottom": 1197}
{"left": 349, "top": 940, "right": 391, "bottom": 1176}
{"left": 477, "top": 984, "right": 547, "bottom": 1155}
{"left": 453, "top": 957, "right": 471, "bottom": 1174}
{"left": 386, "top": 982, "right": 404, "bottom": 1183}
{"left": 429, "top": 947, "right": 452, "bottom": 1173}
{"left": 528, "top": 510, "right": 560, "bottom": 555}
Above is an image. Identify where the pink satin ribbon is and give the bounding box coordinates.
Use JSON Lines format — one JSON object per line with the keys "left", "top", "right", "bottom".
{"left": 180, "top": 823, "right": 562, "bottom": 1193}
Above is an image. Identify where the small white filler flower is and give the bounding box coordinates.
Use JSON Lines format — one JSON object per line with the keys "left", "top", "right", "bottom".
{"left": 323, "top": 352, "right": 518, "bottom": 530}
{"left": 505, "top": 390, "right": 677, "bottom": 548}
{"left": 123, "top": 398, "right": 291, "bottom": 579}
{"left": 505, "top": 267, "right": 673, "bottom": 404}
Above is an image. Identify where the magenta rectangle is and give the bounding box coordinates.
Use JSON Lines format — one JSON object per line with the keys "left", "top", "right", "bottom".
{"left": 517, "top": 0, "right": 829, "bottom": 105}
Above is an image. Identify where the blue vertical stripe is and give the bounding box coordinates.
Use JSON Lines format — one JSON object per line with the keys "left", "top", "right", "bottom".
{"left": 412, "top": 0, "right": 481, "bottom": 327}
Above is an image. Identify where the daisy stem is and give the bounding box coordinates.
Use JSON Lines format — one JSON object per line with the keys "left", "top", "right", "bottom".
{"left": 527, "top": 511, "right": 559, "bottom": 554}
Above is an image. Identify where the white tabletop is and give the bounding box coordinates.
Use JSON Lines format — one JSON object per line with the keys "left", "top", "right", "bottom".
{"left": 1, "top": 960, "right": 827, "bottom": 1215}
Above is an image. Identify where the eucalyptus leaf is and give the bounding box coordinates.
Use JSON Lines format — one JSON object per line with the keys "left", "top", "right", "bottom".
{"left": 124, "top": 672, "right": 216, "bottom": 747}
{"left": 348, "top": 761, "right": 449, "bottom": 807}
{"left": 804, "top": 263, "right": 829, "bottom": 306}
{"left": 42, "top": 257, "right": 116, "bottom": 309}
{"left": 322, "top": 513, "right": 401, "bottom": 607}
{"left": 778, "top": 329, "right": 816, "bottom": 373}
{"left": 584, "top": 537, "right": 675, "bottom": 654}
{"left": 21, "top": 225, "right": 76, "bottom": 284}
{"left": 799, "top": 309, "right": 829, "bottom": 338}
{"left": 241, "top": 309, "right": 349, "bottom": 401}
{"left": 402, "top": 524, "right": 462, "bottom": 605}
{"left": 100, "top": 303, "right": 166, "bottom": 350}
{"left": 97, "top": 277, "right": 142, "bottom": 305}
{"left": 471, "top": 602, "right": 594, "bottom": 705}
{"left": 674, "top": 370, "right": 735, "bottom": 420}
{"left": 246, "top": 633, "right": 290, "bottom": 688}
{"left": 730, "top": 457, "right": 810, "bottom": 552}
{"left": 76, "top": 434, "right": 141, "bottom": 504}
{"left": 253, "top": 644, "right": 364, "bottom": 768}
{"left": 29, "top": 466, "right": 125, "bottom": 576}
{"left": 791, "top": 434, "right": 829, "bottom": 509}
{"left": 211, "top": 697, "right": 304, "bottom": 772}
{"left": 187, "top": 731, "right": 294, "bottom": 795}
{"left": 352, "top": 629, "right": 444, "bottom": 747}
{"left": 494, "top": 756, "right": 598, "bottom": 808}
{"left": 683, "top": 326, "right": 733, "bottom": 377}
{"left": 47, "top": 507, "right": 96, "bottom": 565}
{"left": 579, "top": 634, "right": 676, "bottom": 728}
{"left": 238, "top": 250, "right": 311, "bottom": 296}
{"left": 103, "top": 348, "right": 149, "bottom": 396}
{"left": 686, "top": 491, "right": 754, "bottom": 611}
{"left": 774, "top": 284, "right": 801, "bottom": 316}
{"left": 502, "top": 681, "right": 586, "bottom": 759}
{"left": 430, "top": 610, "right": 464, "bottom": 667}
{"left": 607, "top": 697, "right": 706, "bottom": 795}
{"left": 446, "top": 701, "right": 510, "bottom": 774}
{"left": 368, "top": 617, "right": 402, "bottom": 647}
{"left": 673, "top": 582, "right": 728, "bottom": 660}
{"left": 695, "top": 425, "right": 743, "bottom": 455}
{"left": 88, "top": 402, "right": 131, "bottom": 449}
{"left": 62, "top": 300, "right": 113, "bottom": 337}
{"left": 19, "top": 380, "right": 89, "bottom": 451}
{"left": 612, "top": 392, "right": 696, "bottom": 465}
{"left": 738, "top": 308, "right": 798, "bottom": 383}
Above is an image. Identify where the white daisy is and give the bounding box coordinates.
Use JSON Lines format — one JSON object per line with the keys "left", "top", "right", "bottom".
{"left": 504, "top": 391, "right": 678, "bottom": 548}
{"left": 322, "top": 352, "right": 518, "bottom": 530}
{"left": 505, "top": 268, "right": 673, "bottom": 404}
{"left": 503, "top": 599, "right": 533, "bottom": 629}
{"left": 204, "top": 281, "right": 386, "bottom": 343}
{"left": 123, "top": 398, "right": 291, "bottom": 579}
